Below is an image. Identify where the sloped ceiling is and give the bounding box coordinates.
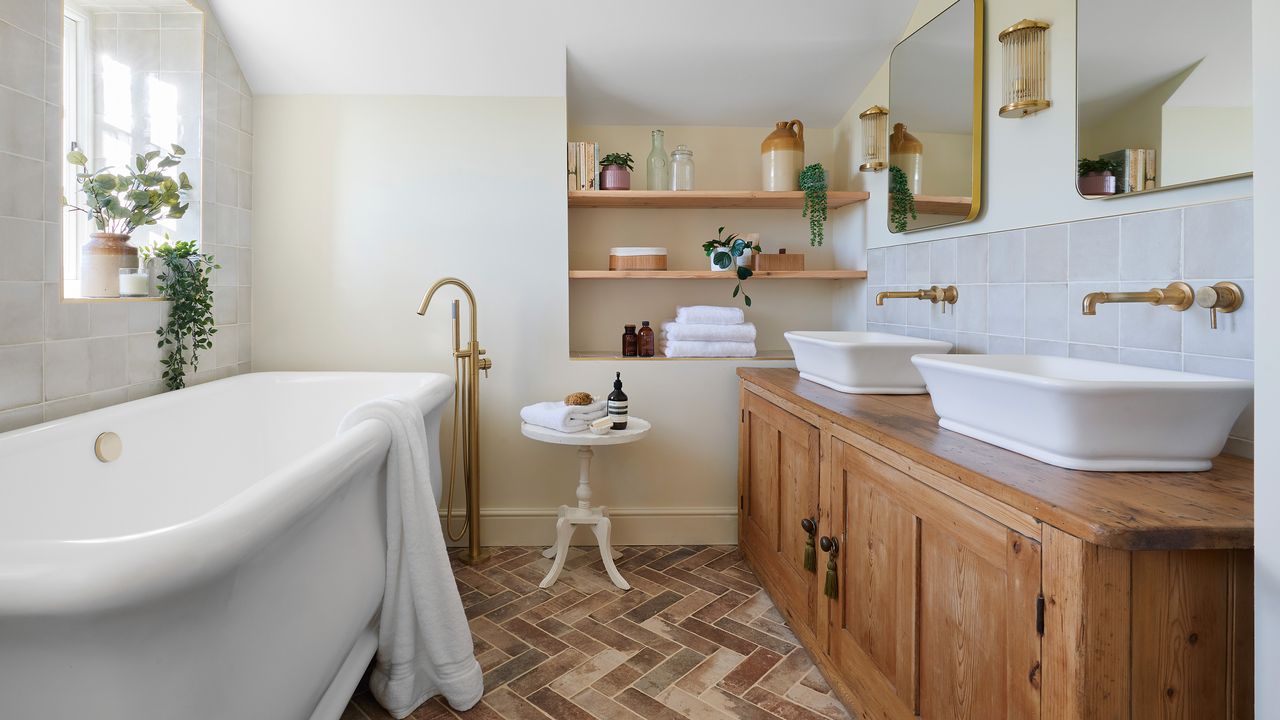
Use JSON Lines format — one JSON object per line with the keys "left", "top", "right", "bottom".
{"left": 209, "top": 0, "right": 914, "bottom": 127}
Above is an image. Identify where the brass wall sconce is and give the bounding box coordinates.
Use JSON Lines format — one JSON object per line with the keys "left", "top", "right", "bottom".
{"left": 998, "top": 19, "right": 1051, "bottom": 118}
{"left": 858, "top": 105, "right": 889, "bottom": 172}
{"left": 876, "top": 285, "right": 959, "bottom": 313}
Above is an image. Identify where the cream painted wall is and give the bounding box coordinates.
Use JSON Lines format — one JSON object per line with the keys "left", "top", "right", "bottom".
{"left": 842, "top": 0, "right": 1252, "bottom": 248}
{"left": 1252, "top": 0, "right": 1278, "bottom": 713}
{"left": 915, "top": 131, "right": 971, "bottom": 196}
{"left": 1078, "top": 66, "right": 1186, "bottom": 165}
{"left": 254, "top": 98, "right": 857, "bottom": 546}
{"left": 1161, "top": 106, "right": 1252, "bottom": 185}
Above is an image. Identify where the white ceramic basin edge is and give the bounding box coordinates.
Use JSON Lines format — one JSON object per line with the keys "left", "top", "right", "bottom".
{"left": 912, "top": 354, "right": 1253, "bottom": 472}
{"left": 785, "top": 331, "right": 953, "bottom": 394}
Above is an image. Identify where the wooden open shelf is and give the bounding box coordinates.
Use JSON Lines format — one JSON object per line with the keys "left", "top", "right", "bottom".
{"left": 906, "top": 195, "right": 973, "bottom": 216}
{"left": 569, "top": 269, "right": 867, "bottom": 280}
{"left": 570, "top": 350, "right": 794, "bottom": 362}
{"left": 568, "top": 190, "right": 869, "bottom": 210}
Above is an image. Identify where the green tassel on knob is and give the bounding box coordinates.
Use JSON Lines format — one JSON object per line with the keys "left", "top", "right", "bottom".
{"left": 824, "top": 554, "right": 839, "bottom": 599}
{"left": 804, "top": 535, "right": 816, "bottom": 573}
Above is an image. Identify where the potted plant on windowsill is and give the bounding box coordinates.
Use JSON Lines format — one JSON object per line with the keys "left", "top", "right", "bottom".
{"left": 599, "top": 152, "right": 634, "bottom": 190}
{"left": 1078, "top": 157, "right": 1119, "bottom": 196}
{"left": 64, "top": 145, "right": 191, "bottom": 297}
{"left": 140, "top": 237, "right": 218, "bottom": 390}
{"left": 703, "top": 226, "right": 763, "bottom": 307}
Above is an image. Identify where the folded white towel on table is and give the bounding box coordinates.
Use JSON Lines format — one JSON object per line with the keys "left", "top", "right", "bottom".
{"left": 661, "top": 340, "right": 758, "bottom": 358}
{"left": 662, "top": 320, "right": 757, "bottom": 343}
{"left": 339, "top": 396, "right": 484, "bottom": 717}
{"left": 675, "top": 305, "right": 745, "bottom": 326}
{"left": 520, "top": 400, "right": 606, "bottom": 433}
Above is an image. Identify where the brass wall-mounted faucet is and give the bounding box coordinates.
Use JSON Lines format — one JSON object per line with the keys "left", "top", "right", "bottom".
{"left": 876, "top": 285, "right": 959, "bottom": 313}
{"left": 1195, "top": 282, "right": 1244, "bottom": 329}
{"left": 1080, "top": 282, "right": 1193, "bottom": 316}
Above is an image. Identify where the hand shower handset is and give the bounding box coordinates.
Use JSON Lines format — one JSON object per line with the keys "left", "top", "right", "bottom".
{"left": 417, "top": 277, "right": 491, "bottom": 566}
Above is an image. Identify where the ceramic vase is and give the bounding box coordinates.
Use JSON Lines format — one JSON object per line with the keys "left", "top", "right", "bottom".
{"left": 1078, "top": 172, "right": 1117, "bottom": 196}
{"left": 761, "top": 119, "right": 804, "bottom": 191}
{"left": 600, "top": 165, "right": 631, "bottom": 190}
{"left": 81, "top": 232, "right": 137, "bottom": 297}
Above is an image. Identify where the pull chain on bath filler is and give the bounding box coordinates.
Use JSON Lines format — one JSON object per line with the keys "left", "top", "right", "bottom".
{"left": 418, "top": 277, "right": 493, "bottom": 565}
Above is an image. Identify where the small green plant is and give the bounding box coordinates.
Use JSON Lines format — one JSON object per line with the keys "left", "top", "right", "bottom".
{"left": 798, "top": 163, "right": 828, "bottom": 246}
{"left": 599, "top": 152, "right": 634, "bottom": 171}
{"left": 888, "top": 165, "right": 918, "bottom": 233}
{"left": 142, "top": 237, "right": 218, "bottom": 390}
{"left": 703, "top": 226, "right": 762, "bottom": 307}
{"left": 1078, "top": 157, "right": 1120, "bottom": 177}
{"left": 64, "top": 145, "right": 190, "bottom": 234}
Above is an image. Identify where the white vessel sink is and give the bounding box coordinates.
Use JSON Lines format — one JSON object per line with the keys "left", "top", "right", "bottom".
{"left": 912, "top": 354, "right": 1253, "bottom": 472}
{"left": 785, "top": 331, "right": 953, "bottom": 394}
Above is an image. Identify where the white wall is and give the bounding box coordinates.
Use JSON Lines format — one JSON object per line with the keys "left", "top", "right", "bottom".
{"left": 842, "top": 0, "right": 1252, "bottom": 248}
{"left": 1252, "top": 0, "right": 1278, "bottom": 713}
{"left": 252, "top": 96, "right": 802, "bottom": 545}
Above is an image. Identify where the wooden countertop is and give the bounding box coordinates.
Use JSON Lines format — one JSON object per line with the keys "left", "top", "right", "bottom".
{"left": 738, "top": 368, "right": 1253, "bottom": 551}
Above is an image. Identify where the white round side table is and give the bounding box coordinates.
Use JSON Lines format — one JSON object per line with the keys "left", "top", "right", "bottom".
{"left": 520, "top": 418, "right": 651, "bottom": 591}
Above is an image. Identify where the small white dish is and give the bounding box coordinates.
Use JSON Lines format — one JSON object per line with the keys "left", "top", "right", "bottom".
{"left": 589, "top": 418, "right": 612, "bottom": 435}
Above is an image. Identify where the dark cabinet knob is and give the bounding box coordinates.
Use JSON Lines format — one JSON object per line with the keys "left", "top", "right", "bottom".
{"left": 800, "top": 517, "right": 817, "bottom": 536}
{"left": 819, "top": 535, "right": 839, "bottom": 554}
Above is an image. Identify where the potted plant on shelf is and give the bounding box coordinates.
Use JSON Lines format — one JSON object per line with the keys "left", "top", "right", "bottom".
{"left": 888, "top": 165, "right": 918, "bottom": 232}
{"left": 798, "top": 163, "right": 828, "bottom": 246}
{"left": 599, "top": 152, "right": 634, "bottom": 190}
{"left": 1078, "top": 157, "right": 1120, "bottom": 196}
{"left": 141, "top": 237, "right": 218, "bottom": 391}
{"left": 703, "top": 226, "right": 763, "bottom": 307}
{"left": 64, "top": 145, "right": 191, "bottom": 297}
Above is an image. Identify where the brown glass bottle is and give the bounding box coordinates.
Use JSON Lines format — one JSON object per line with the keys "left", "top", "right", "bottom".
{"left": 637, "top": 321, "right": 655, "bottom": 357}
{"left": 622, "top": 324, "right": 638, "bottom": 357}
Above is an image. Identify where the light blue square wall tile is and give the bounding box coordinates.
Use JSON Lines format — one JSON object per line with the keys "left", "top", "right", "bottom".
{"left": 957, "top": 235, "right": 988, "bottom": 284}
{"left": 867, "top": 247, "right": 886, "bottom": 284}
{"left": 1183, "top": 354, "right": 1254, "bottom": 380}
{"left": 930, "top": 238, "right": 957, "bottom": 284}
{"left": 885, "top": 245, "right": 906, "bottom": 284}
{"left": 1025, "top": 225, "right": 1068, "bottom": 282}
{"left": 905, "top": 242, "right": 930, "bottom": 284}
{"left": 1026, "top": 339, "right": 1068, "bottom": 357}
{"left": 987, "top": 284, "right": 1025, "bottom": 337}
{"left": 988, "top": 230, "right": 1025, "bottom": 283}
{"left": 1069, "top": 343, "right": 1118, "bottom": 363}
{"left": 955, "top": 284, "right": 987, "bottom": 333}
{"left": 1068, "top": 217, "right": 1120, "bottom": 281}
{"left": 1184, "top": 199, "right": 1252, "bottom": 279}
{"left": 1117, "top": 282, "right": 1181, "bottom": 352}
{"left": 905, "top": 292, "right": 932, "bottom": 328}
{"left": 929, "top": 328, "right": 957, "bottom": 346}
{"left": 1118, "top": 348, "right": 1182, "bottom": 371}
{"left": 955, "top": 332, "right": 988, "bottom": 354}
{"left": 988, "top": 335, "right": 1025, "bottom": 354}
{"left": 1120, "top": 209, "right": 1181, "bottom": 281}
{"left": 1182, "top": 279, "right": 1252, "bottom": 359}
{"left": 929, "top": 297, "right": 956, "bottom": 330}
{"left": 1025, "top": 283, "right": 1068, "bottom": 341}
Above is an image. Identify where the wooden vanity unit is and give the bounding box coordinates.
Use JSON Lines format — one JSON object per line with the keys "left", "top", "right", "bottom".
{"left": 736, "top": 368, "right": 1253, "bottom": 720}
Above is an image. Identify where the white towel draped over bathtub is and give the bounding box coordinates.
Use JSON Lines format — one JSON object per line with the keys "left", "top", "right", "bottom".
{"left": 340, "top": 397, "right": 484, "bottom": 717}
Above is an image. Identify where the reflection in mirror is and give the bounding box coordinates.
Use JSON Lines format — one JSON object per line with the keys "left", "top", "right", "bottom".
{"left": 1077, "top": 0, "right": 1251, "bottom": 199}
{"left": 61, "top": 0, "right": 203, "bottom": 298}
{"left": 886, "top": 0, "right": 982, "bottom": 234}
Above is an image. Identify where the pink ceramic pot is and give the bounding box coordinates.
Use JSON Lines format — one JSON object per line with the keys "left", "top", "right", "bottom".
{"left": 1078, "top": 172, "right": 1116, "bottom": 196}
{"left": 600, "top": 165, "right": 631, "bottom": 190}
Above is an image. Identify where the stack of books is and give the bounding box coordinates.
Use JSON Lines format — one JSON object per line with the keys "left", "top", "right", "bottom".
{"left": 567, "top": 141, "right": 599, "bottom": 191}
{"left": 1100, "top": 148, "right": 1157, "bottom": 193}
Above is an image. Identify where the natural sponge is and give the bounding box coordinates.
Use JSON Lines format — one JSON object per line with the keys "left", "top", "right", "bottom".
{"left": 564, "top": 391, "right": 594, "bottom": 406}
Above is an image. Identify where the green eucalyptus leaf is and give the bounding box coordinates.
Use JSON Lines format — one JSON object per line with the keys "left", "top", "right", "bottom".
{"left": 66, "top": 150, "right": 88, "bottom": 166}
{"left": 171, "top": 144, "right": 185, "bottom": 156}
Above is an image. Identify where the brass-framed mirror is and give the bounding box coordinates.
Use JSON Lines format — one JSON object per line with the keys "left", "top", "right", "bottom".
{"left": 886, "top": 0, "right": 983, "bottom": 234}
{"left": 1076, "top": 0, "right": 1252, "bottom": 199}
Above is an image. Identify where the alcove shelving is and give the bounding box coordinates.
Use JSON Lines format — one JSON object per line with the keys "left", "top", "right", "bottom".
{"left": 568, "top": 269, "right": 867, "bottom": 280}
{"left": 568, "top": 190, "right": 869, "bottom": 210}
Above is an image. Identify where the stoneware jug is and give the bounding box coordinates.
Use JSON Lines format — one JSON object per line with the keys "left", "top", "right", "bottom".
{"left": 761, "top": 119, "right": 804, "bottom": 191}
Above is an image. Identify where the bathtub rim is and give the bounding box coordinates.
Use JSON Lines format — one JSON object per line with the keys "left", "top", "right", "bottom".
{"left": 0, "top": 371, "right": 454, "bottom": 616}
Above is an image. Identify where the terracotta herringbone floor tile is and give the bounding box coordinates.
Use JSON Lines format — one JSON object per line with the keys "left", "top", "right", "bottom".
{"left": 345, "top": 546, "right": 851, "bottom": 720}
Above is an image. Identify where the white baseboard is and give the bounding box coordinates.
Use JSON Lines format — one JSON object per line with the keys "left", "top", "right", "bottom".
{"left": 439, "top": 506, "right": 738, "bottom": 547}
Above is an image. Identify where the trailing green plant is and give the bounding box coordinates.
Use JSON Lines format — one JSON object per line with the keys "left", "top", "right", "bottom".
{"left": 703, "top": 226, "right": 763, "bottom": 307}
{"left": 888, "top": 165, "right": 918, "bottom": 233}
{"left": 798, "top": 163, "right": 828, "bottom": 246}
{"left": 142, "top": 237, "right": 218, "bottom": 390}
{"left": 64, "top": 145, "right": 190, "bottom": 235}
{"left": 599, "top": 152, "right": 635, "bottom": 171}
{"left": 1077, "top": 157, "right": 1120, "bottom": 177}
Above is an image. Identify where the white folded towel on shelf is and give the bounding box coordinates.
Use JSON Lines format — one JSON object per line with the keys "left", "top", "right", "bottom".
{"left": 519, "top": 400, "right": 606, "bottom": 433}
{"left": 675, "top": 305, "right": 745, "bottom": 326}
{"left": 661, "top": 320, "right": 757, "bottom": 343}
{"left": 661, "top": 340, "right": 758, "bottom": 358}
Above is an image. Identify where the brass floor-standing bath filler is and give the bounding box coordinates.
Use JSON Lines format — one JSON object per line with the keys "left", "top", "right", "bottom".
{"left": 418, "top": 278, "right": 491, "bottom": 565}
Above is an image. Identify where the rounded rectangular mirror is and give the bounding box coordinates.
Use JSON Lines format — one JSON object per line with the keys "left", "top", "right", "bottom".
{"left": 1076, "top": 0, "right": 1252, "bottom": 199}
{"left": 886, "top": 0, "right": 983, "bottom": 234}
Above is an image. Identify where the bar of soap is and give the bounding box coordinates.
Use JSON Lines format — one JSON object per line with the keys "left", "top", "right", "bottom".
{"left": 565, "top": 391, "right": 593, "bottom": 406}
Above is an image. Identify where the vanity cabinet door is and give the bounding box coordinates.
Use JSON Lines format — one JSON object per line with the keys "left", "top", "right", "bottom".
{"left": 829, "top": 438, "right": 1043, "bottom": 720}
{"left": 740, "top": 391, "right": 821, "bottom": 634}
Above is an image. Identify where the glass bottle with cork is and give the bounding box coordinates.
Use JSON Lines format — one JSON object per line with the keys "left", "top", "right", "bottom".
{"left": 637, "top": 321, "right": 655, "bottom": 357}
{"left": 622, "top": 324, "right": 638, "bottom": 357}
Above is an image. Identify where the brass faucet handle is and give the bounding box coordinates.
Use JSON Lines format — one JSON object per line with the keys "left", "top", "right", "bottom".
{"left": 1195, "top": 282, "right": 1244, "bottom": 330}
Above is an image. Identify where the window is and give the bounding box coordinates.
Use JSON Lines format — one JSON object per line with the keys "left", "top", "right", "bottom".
{"left": 61, "top": 5, "right": 90, "bottom": 294}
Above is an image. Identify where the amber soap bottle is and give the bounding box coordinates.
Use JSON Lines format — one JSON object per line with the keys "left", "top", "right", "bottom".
{"left": 622, "top": 324, "right": 638, "bottom": 357}
{"left": 637, "top": 321, "right": 655, "bottom": 357}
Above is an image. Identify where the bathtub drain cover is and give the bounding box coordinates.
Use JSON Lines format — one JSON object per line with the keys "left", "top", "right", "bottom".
{"left": 95, "top": 432, "right": 122, "bottom": 462}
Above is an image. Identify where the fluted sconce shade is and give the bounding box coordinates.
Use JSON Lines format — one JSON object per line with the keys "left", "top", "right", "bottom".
{"left": 998, "top": 19, "right": 1051, "bottom": 118}
{"left": 858, "top": 105, "right": 888, "bottom": 172}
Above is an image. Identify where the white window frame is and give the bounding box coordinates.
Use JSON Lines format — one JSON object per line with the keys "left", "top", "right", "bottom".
{"left": 62, "top": 3, "right": 92, "bottom": 295}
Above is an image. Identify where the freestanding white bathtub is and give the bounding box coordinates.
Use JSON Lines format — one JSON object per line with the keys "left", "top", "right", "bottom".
{"left": 0, "top": 372, "right": 454, "bottom": 720}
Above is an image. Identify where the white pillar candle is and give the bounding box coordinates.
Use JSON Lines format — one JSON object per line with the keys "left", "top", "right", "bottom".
{"left": 118, "top": 269, "right": 150, "bottom": 297}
